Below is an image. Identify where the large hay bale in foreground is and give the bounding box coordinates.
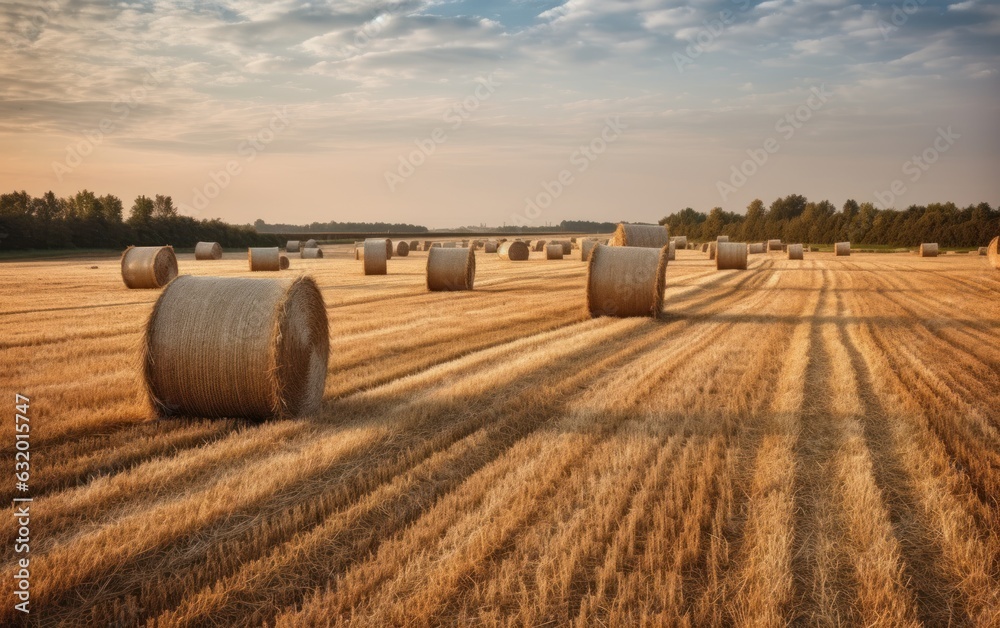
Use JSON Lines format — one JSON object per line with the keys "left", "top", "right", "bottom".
{"left": 427, "top": 247, "right": 475, "bottom": 291}
{"left": 988, "top": 236, "right": 1000, "bottom": 269}
{"left": 363, "top": 239, "right": 387, "bottom": 275}
{"left": 121, "top": 246, "right": 178, "bottom": 289}
{"left": 279, "top": 255, "right": 289, "bottom": 269}
{"left": 194, "top": 241, "right": 222, "bottom": 260}
{"left": 717, "top": 242, "right": 748, "bottom": 270}
{"left": 304, "top": 239, "right": 318, "bottom": 249}
{"left": 498, "top": 241, "right": 529, "bottom": 261}
{"left": 534, "top": 240, "right": 547, "bottom": 252}
{"left": 787, "top": 244, "right": 804, "bottom": 260}
{"left": 835, "top": 242, "right": 851, "bottom": 256}
{"left": 716, "top": 235, "right": 729, "bottom": 243}
{"left": 286, "top": 241, "right": 301, "bottom": 253}
{"left": 143, "top": 276, "right": 328, "bottom": 420}
{"left": 249, "top": 247, "right": 282, "bottom": 271}
{"left": 586, "top": 244, "right": 668, "bottom": 318}
{"left": 395, "top": 241, "right": 410, "bottom": 257}
{"left": 301, "top": 247, "right": 324, "bottom": 259}
{"left": 581, "top": 239, "right": 599, "bottom": 262}
{"left": 484, "top": 240, "right": 499, "bottom": 253}
{"left": 610, "top": 223, "right": 669, "bottom": 248}
{"left": 919, "top": 243, "right": 939, "bottom": 257}
{"left": 546, "top": 243, "right": 564, "bottom": 260}
{"left": 748, "top": 243, "right": 765, "bottom": 254}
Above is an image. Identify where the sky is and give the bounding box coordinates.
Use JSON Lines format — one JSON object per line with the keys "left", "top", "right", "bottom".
{"left": 0, "top": 0, "right": 998, "bottom": 228}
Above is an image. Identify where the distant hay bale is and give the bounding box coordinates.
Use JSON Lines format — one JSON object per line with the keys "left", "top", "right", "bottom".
{"left": 609, "top": 223, "right": 669, "bottom": 248}
{"left": 767, "top": 239, "right": 783, "bottom": 252}
{"left": 194, "top": 241, "right": 222, "bottom": 260}
{"left": 978, "top": 246, "right": 987, "bottom": 255}
{"left": 395, "top": 241, "right": 410, "bottom": 257}
{"left": 717, "top": 242, "right": 748, "bottom": 270}
{"left": 249, "top": 247, "right": 282, "bottom": 271}
{"left": 667, "top": 240, "right": 676, "bottom": 261}
{"left": 988, "top": 236, "right": 1000, "bottom": 269}
{"left": 383, "top": 238, "right": 393, "bottom": 259}
{"left": 835, "top": 242, "right": 851, "bottom": 256}
{"left": 787, "top": 244, "right": 804, "bottom": 260}
{"left": 484, "top": 240, "right": 499, "bottom": 253}
{"left": 559, "top": 240, "right": 572, "bottom": 254}
{"left": 363, "top": 239, "right": 388, "bottom": 275}
{"left": 354, "top": 247, "right": 363, "bottom": 261}
{"left": 431, "top": 242, "right": 442, "bottom": 248}
{"left": 546, "top": 243, "right": 564, "bottom": 260}
{"left": 143, "top": 275, "right": 328, "bottom": 420}
{"left": 424, "top": 241, "right": 433, "bottom": 250}
{"left": 701, "top": 243, "right": 709, "bottom": 252}
{"left": 304, "top": 239, "right": 318, "bottom": 249}
{"left": 409, "top": 240, "right": 420, "bottom": 250}
{"left": 286, "top": 241, "right": 301, "bottom": 253}
{"left": 461, "top": 239, "right": 469, "bottom": 247}
{"left": 121, "top": 246, "right": 178, "bottom": 289}
{"left": 443, "top": 242, "right": 457, "bottom": 248}
{"left": 708, "top": 242, "right": 717, "bottom": 260}
{"left": 919, "top": 243, "right": 939, "bottom": 257}
{"left": 498, "top": 240, "right": 529, "bottom": 261}
{"left": 748, "top": 243, "right": 765, "bottom": 254}
{"left": 673, "top": 235, "right": 688, "bottom": 249}
{"left": 534, "top": 240, "right": 547, "bottom": 252}
{"left": 581, "top": 239, "right": 599, "bottom": 262}
{"left": 427, "top": 247, "right": 475, "bottom": 291}
{"left": 301, "top": 247, "right": 324, "bottom": 259}
{"left": 716, "top": 235, "right": 729, "bottom": 243}
{"left": 586, "top": 244, "right": 668, "bottom": 318}
{"left": 279, "top": 255, "right": 289, "bottom": 269}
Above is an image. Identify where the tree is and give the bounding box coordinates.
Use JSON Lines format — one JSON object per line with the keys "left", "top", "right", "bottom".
{"left": 153, "top": 195, "right": 177, "bottom": 219}
{"left": 99, "top": 194, "right": 124, "bottom": 222}
{"left": 129, "top": 195, "right": 155, "bottom": 224}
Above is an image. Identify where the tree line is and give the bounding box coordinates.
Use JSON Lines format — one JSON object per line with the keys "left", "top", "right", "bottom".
{"left": 254, "top": 219, "right": 428, "bottom": 234}
{"left": 659, "top": 195, "right": 1000, "bottom": 247}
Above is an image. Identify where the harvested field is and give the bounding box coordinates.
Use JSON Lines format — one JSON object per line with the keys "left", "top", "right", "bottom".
{"left": 1, "top": 246, "right": 998, "bottom": 626}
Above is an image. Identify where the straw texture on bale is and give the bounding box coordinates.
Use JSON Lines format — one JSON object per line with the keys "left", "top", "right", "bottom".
{"left": 383, "top": 238, "right": 393, "bottom": 259}
{"left": 286, "top": 241, "right": 301, "bottom": 253}
{"left": 767, "top": 239, "right": 783, "bottom": 252}
{"left": 546, "top": 243, "right": 564, "bottom": 260}
{"left": 363, "top": 239, "right": 387, "bottom": 275}
{"left": 194, "top": 241, "right": 222, "bottom": 260}
{"left": 301, "top": 247, "right": 324, "bottom": 259}
{"left": 143, "top": 275, "right": 329, "bottom": 420}
{"left": 667, "top": 240, "right": 676, "bottom": 261}
{"left": 427, "top": 247, "right": 475, "bottom": 291}
{"left": 716, "top": 242, "right": 748, "bottom": 270}
{"left": 249, "top": 247, "right": 282, "bottom": 271}
{"left": 708, "top": 241, "right": 717, "bottom": 260}
{"left": 748, "top": 243, "right": 765, "bottom": 254}
{"left": 484, "top": 240, "right": 499, "bottom": 253}
{"left": 559, "top": 240, "right": 572, "bottom": 255}
{"left": 443, "top": 242, "right": 457, "bottom": 248}
{"left": 121, "top": 246, "right": 178, "bottom": 289}
{"left": 919, "top": 243, "right": 939, "bottom": 257}
{"left": 835, "top": 242, "right": 851, "bottom": 256}
{"left": 701, "top": 243, "right": 709, "bottom": 252}
{"left": 609, "top": 223, "right": 669, "bottom": 248}
{"left": 673, "top": 235, "right": 688, "bottom": 249}
{"left": 787, "top": 244, "right": 804, "bottom": 260}
{"left": 395, "top": 241, "right": 410, "bottom": 257}
{"left": 716, "top": 235, "right": 729, "bottom": 243}
{"left": 304, "top": 239, "right": 318, "bottom": 249}
{"left": 498, "top": 240, "right": 529, "bottom": 261}
{"left": 586, "top": 244, "right": 668, "bottom": 318}
{"left": 534, "top": 240, "right": 547, "bottom": 252}
{"left": 979, "top": 246, "right": 988, "bottom": 255}
{"left": 409, "top": 240, "right": 420, "bottom": 250}
{"left": 279, "top": 255, "right": 289, "bottom": 270}
{"left": 988, "top": 236, "right": 1000, "bottom": 269}
{"left": 581, "top": 238, "right": 599, "bottom": 262}
{"left": 431, "top": 242, "right": 442, "bottom": 248}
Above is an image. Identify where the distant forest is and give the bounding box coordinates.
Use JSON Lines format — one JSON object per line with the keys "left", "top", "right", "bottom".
{"left": 660, "top": 195, "right": 1000, "bottom": 247}
{"left": 1, "top": 189, "right": 996, "bottom": 251}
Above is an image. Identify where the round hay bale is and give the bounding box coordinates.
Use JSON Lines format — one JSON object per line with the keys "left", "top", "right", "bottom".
{"left": 304, "top": 239, "right": 318, "bottom": 249}
{"left": 443, "top": 242, "right": 457, "bottom": 249}
{"left": 766, "top": 239, "right": 782, "bottom": 252}
{"left": 787, "top": 244, "right": 804, "bottom": 260}
{"left": 673, "top": 235, "right": 688, "bottom": 249}
{"left": 383, "top": 238, "right": 393, "bottom": 259}
{"left": 586, "top": 244, "right": 668, "bottom": 318}
{"left": 716, "top": 235, "right": 729, "bottom": 244}
{"left": 363, "top": 239, "right": 387, "bottom": 275}
{"left": 431, "top": 242, "right": 442, "bottom": 248}
{"left": 484, "top": 240, "right": 499, "bottom": 253}
{"left": 143, "top": 275, "right": 328, "bottom": 420}
{"left": 427, "top": 247, "right": 475, "bottom": 291}
{"left": 423, "top": 240, "right": 433, "bottom": 250}
{"left": 609, "top": 223, "right": 669, "bottom": 248}
{"left": 559, "top": 240, "right": 572, "bottom": 255}
{"left": 533, "top": 240, "right": 547, "bottom": 252}
{"left": 395, "top": 241, "right": 410, "bottom": 257}
{"left": 748, "top": 243, "right": 765, "bottom": 254}
{"left": 461, "top": 239, "right": 469, "bottom": 247}
{"left": 121, "top": 246, "right": 178, "bottom": 289}
{"left": 835, "top": 242, "right": 851, "bottom": 256}
{"left": 301, "top": 247, "right": 324, "bottom": 259}
{"left": 701, "top": 243, "right": 709, "bottom": 253}
{"left": 581, "top": 239, "right": 599, "bottom": 262}
{"left": 708, "top": 241, "right": 717, "bottom": 260}
{"left": 354, "top": 247, "right": 363, "bottom": 261}
{"left": 194, "top": 241, "right": 222, "bottom": 260}
{"left": 546, "top": 243, "right": 564, "bottom": 260}
{"left": 978, "top": 246, "right": 987, "bottom": 256}
{"left": 286, "top": 241, "right": 301, "bottom": 253}
{"left": 249, "top": 247, "right": 282, "bottom": 271}
{"left": 667, "top": 240, "right": 676, "bottom": 261}
{"left": 409, "top": 240, "right": 420, "bottom": 251}
{"left": 279, "top": 255, "right": 290, "bottom": 269}
{"left": 919, "top": 243, "right": 939, "bottom": 257}
{"left": 498, "top": 240, "right": 529, "bottom": 261}
{"left": 717, "top": 242, "right": 748, "bottom": 270}
{"left": 988, "top": 236, "right": 1000, "bottom": 269}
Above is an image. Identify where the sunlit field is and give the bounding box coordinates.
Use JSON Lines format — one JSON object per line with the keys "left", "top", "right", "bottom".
{"left": 1, "top": 244, "right": 998, "bottom": 626}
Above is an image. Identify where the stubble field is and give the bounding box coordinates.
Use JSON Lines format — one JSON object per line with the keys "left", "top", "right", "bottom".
{"left": 0, "top": 244, "right": 998, "bottom": 626}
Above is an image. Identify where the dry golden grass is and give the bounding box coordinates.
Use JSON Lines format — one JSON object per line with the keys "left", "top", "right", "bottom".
{"left": 0, "top": 245, "right": 998, "bottom": 626}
